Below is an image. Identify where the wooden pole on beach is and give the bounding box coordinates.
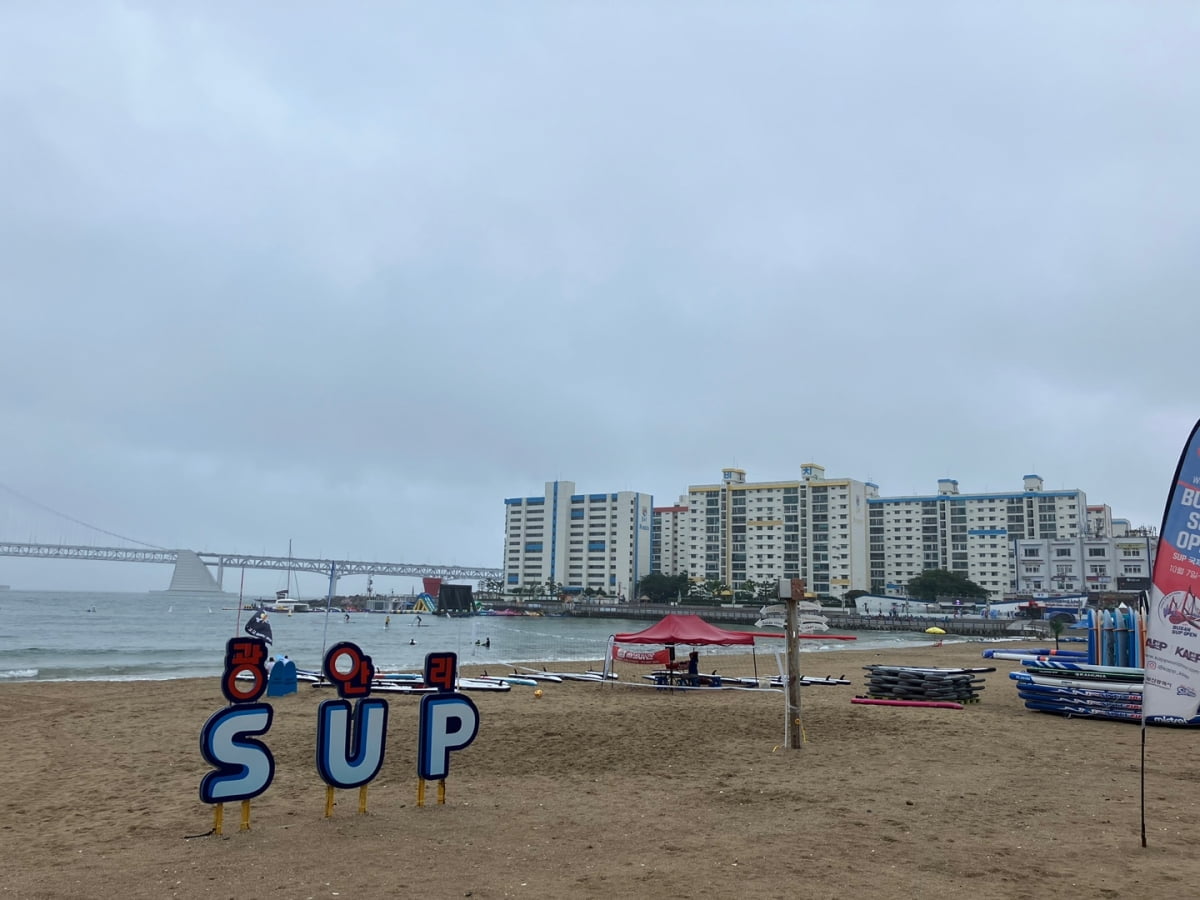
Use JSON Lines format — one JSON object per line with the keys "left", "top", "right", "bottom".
{"left": 783, "top": 578, "right": 804, "bottom": 750}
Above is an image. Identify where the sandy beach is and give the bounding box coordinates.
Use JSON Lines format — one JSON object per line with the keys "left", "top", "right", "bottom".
{"left": 3, "top": 642, "right": 1198, "bottom": 899}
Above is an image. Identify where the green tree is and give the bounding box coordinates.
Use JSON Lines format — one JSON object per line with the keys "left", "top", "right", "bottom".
{"left": 637, "top": 572, "right": 675, "bottom": 603}
{"left": 638, "top": 572, "right": 692, "bottom": 603}
{"left": 697, "top": 579, "right": 730, "bottom": 606}
{"left": 845, "top": 589, "right": 869, "bottom": 603}
{"left": 1049, "top": 617, "right": 1066, "bottom": 651}
{"left": 905, "top": 569, "right": 990, "bottom": 602}
{"left": 756, "top": 580, "right": 779, "bottom": 601}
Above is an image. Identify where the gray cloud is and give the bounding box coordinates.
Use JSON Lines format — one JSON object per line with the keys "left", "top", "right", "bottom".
{"left": 2, "top": 2, "right": 1196, "bottom": 592}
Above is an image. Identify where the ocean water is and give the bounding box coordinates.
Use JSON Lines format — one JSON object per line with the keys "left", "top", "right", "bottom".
{"left": 0, "top": 590, "right": 948, "bottom": 682}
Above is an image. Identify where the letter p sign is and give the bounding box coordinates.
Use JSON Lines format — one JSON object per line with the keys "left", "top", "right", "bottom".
{"left": 417, "top": 693, "right": 479, "bottom": 781}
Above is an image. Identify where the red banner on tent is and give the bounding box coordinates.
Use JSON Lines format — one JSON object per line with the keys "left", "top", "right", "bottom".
{"left": 611, "top": 645, "right": 671, "bottom": 665}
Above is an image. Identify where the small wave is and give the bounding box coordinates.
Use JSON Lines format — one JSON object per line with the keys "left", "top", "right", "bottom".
{"left": 0, "top": 668, "right": 38, "bottom": 679}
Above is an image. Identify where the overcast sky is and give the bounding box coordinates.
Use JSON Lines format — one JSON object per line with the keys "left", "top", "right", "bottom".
{"left": 2, "top": 2, "right": 1197, "bottom": 594}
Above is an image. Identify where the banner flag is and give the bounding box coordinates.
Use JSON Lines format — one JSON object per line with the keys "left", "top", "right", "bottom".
{"left": 1142, "top": 419, "right": 1200, "bottom": 724}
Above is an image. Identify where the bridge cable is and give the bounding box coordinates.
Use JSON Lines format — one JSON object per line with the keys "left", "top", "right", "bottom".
{"left": 0, "top": 482, "right": 165, "bottom": 549}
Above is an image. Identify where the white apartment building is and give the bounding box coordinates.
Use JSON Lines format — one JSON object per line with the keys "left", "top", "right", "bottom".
{"left": 683, "top": 465, "right": 876, "bottom": 597}
{"left": 1086, "top": 504, "right": 1120, "bottom": 537}
{"left": 869, "top": 474, "right": 1088, "bottom": 600}
{"left": 651, "top": 497, "right": 689, "bottom": 577}
{"left": 503, "top": 481, "right": 652, "bottom": 598}
{"left": 1013, "top": 527, "right": 1155, "bottom": 596}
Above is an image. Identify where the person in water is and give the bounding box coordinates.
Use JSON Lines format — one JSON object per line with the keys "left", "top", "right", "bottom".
{"left": 344, "top": 613, "right": 350, "bottom": 623}
{"left": 409, "top": 638, "right": 417, "bottom": 646}
{"left": 385, "top": 615, "right": 391, "bottom": 629}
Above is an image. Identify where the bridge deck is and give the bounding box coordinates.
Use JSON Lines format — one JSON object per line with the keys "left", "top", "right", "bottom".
{"left": 0, "top": 541, "right": 501, "bottom": 590}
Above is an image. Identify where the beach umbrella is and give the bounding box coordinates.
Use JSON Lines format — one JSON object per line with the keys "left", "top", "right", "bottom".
{"left": 925, "top": 626, "right": 946, "bottom": 635}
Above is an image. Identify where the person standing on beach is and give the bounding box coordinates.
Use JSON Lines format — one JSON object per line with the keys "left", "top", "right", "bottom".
{"left": 687, "top": 650, "right": 699, "bottom": 686}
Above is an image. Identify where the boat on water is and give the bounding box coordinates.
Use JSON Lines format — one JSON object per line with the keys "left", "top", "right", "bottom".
{"left": 268, "top": 599, "right": 312, "bottom": 614}
{"left": 754, "top": 602, "right": 830, "bottom": 633}
{"left": 262, "top": 540, "right": 311, "bottom": 613}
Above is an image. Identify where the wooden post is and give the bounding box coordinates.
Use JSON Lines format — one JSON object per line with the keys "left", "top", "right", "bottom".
{"left": 784, "top": 578, "right": 804, "bottom": 749}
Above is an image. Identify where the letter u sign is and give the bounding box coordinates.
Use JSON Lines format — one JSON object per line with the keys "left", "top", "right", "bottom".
{"left": 315, "top": 698, "right": 390, "bottom": 789}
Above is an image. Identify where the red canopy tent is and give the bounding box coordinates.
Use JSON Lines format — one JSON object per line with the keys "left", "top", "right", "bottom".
{"left": 612, "top": 613, "right": 756, "bottom": 646}
{"left": 608, "top": 614, "right": 760, "bottom": 683}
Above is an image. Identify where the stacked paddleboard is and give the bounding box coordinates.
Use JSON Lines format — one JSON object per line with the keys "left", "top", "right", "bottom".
{"left": 862, "top": 665, "right": 990, "bottom": 705}
{"left": 982, "top": 647, "right": 1089, "bottom": 664}
{"left": 1011, "top": 660, "right": 1145, "bottom": 723}
{"left": 1086, "top": 607, "right": 1142, "bottom": 668}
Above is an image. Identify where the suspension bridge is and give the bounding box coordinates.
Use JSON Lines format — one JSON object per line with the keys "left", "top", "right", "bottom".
{"left": 0, "top": 541, "right": 503, "bottom": 593}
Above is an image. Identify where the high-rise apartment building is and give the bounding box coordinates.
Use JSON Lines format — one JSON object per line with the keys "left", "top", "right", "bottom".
{"left": 509, "top": 469, "right": 1135, "bottom": 604}
{"left": 869, "top": 474, "right": 1087, "bottom": 599}
{"left": 651, "top": 497, "right": 689, "bottom": 577}
{"left": 683, "top": 465, "right": 876, "bottom": 596}
{"left": 503, "top": 481, "right": 653, "bottom": 598}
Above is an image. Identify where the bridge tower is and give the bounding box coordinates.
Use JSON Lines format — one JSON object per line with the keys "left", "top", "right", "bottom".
{"left": 166, "top": 550, "right": 223, "bottom": 593}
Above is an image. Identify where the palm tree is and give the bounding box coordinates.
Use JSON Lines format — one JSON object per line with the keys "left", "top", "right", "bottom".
{"left": 1049, "top": 617, "right": 1066, "bottom": 651}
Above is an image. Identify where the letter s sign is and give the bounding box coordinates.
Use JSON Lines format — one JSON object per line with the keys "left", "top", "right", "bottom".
{"left": 199, "top": 703, "right": 276, "bottom": 804}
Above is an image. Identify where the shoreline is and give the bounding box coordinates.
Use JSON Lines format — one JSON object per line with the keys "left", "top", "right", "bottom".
{"left": 2, "top": 632, "right": 1019, "bottom": 685}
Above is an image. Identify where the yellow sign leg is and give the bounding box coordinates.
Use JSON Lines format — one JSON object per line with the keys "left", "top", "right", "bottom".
{"left": 417, "top": 779, "right": 425, "bottom": 808}
{"left": 239, "top": 799, "right": 251, "bottom": 832}
{"left": 358, "top": 785, "right": 368, "bottom": 814}
{"left": 324, "top": 785, "right": 335, "bottom": 818}
{"left": 438, "top": 779, "right": 446, "bottom": 805}
{"left": 214, "top": 803, "right": 224, "bottom": 836}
